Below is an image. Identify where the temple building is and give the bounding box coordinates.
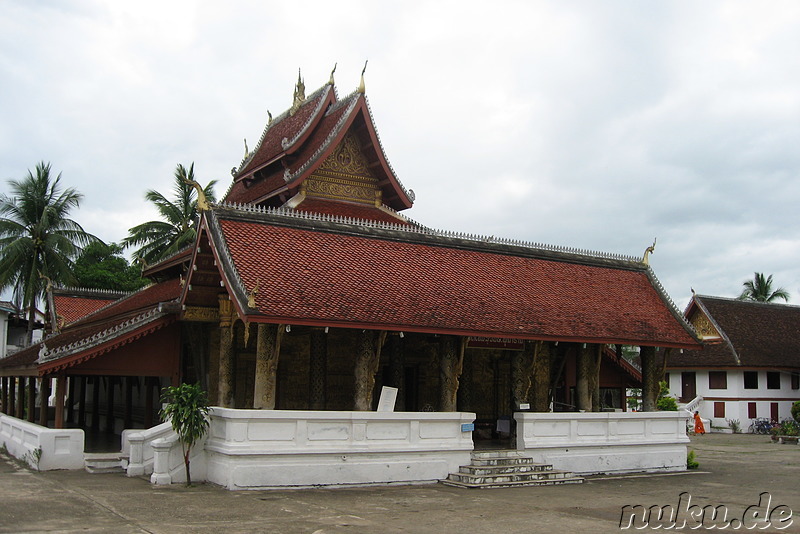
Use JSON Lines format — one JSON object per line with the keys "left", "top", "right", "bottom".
{"left": 0, "top": 70, "right": 701, "bottom": 485}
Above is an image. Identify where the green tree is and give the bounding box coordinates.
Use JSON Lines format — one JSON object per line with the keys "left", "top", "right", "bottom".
{"left": 0, "top": 162, "right": 96, "bottom": 344}
{"left": 123, "top": 163, "right": 216, "bottom": 265}
{"left": 73, "top": 241, "right": 148, "bottom": 292}
{"left": 738, "top": 272, "right": 790, "bottom": 303}
{"left": 159, "top": 383, "right": 210, "bottom": 486}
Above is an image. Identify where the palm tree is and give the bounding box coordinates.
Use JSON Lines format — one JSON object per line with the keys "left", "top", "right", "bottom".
{"left": 0, "top": 162, "right": 96, "bottom": 343}
{"left": 738, "top": 272, "right": 790, "bottom": 303}
{"left": 123, "top": 163, "right": 216, "bottom": 265}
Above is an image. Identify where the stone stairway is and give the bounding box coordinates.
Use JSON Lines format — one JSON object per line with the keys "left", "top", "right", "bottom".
{"left": 84, "top": 452, "right": 128, "bottom": 474}
{"left": 441, "top": 450, "right": 584, "bottom": 489}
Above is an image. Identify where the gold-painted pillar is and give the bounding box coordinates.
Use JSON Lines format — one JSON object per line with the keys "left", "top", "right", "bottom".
{"left": 439, "top": 336, "right": 466, "bottom": 412}
{"left": 512, "top": 342, "right": 535, "bottom": 410}
{"left": 640, "top": 345, "right": 658, "bottom": 412}
{"left": 531, "top": 342, "right": 552, "bottom": 412}
{"left": 0, "top": 376, "right": 7, "bottom": 414}
{"left": 77, "top": 377, "right": 86, "bottom": 427}
{"left": 65, "top": 376, "right": 75, "bottom": 423}
{"left": 353, "top": 330, "right": 386, "bottom": 411}
{"left": 105, "top": 377, "right": 115, "bottom": 432}
{"left": 217, "top": 296, "right": 235, "bottom": 408}
{"left": 253, "top": 323, "right": 283, "bottom": 410}
{"left": 588, "top": 344, "right": 603, "bottom": 412}
{"left": 576, "top": 345, "right": 591, "bottom": 412}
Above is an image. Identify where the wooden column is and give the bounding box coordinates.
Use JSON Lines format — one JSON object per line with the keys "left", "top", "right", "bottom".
{"left": 54, "top": 375, "right": 66, "bottom": 429}
{"left": 308, "top": 329, "right": 327, "bottom": 410}
{"left": 217, "top": 297, "right": 235, "bottom": 408}
{"left": 105, "top": 377, "right": 115, "bottom": 432}
{"left": 91, "top": 377, "right": 100, "bottom": 431}
{"left": 531, "top": 341, "right": 552, "bottom": 412}
{"left": 7, "top": 377, "right": 15, "bottom": 418}
{"left": 77, "top": 377, "right": 86, "bottom": 427}
{"left": 439, "top": 336, "right": 466, "bottom": 412}
{"left": 38, "top": 377, "right": 50, "bottom": 427}
{"left": 27, "top": 377, "right": 36, "bottom": 423}
{"left": 576, "top": 345, "right": 591, "bottom": 412}
{"left": 253, "top": 323, "right": 283, "bottom": 410}
{"left": 512, "top": 343, "right": 536, "bottom": 410}
{"left": 587, "top": 344, "right": 603, "bottom": 412}
{"left": 1, "top": 376, "right": 8, "bottom": 414}
{"left": 123, "top": 377, "right": 133, "bottom": 429}
{"left": 640, "top": 345, "right": 659, "bottom": 412}
{"left": 15, "top": 376, "right": 24, "bottom": 419}
{"left": 144, "top": 378, "right": 155, "bottom": 427}
{"left": 66, "top": 377, "right": 75, "bottom": 424}
{"left": 353, "top": 330, "right": 386, "bottom": 411}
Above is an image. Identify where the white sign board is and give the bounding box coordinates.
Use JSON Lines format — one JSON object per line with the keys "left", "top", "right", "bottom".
{"left": 376, "top": 386, "right": 398, "bottom": 412}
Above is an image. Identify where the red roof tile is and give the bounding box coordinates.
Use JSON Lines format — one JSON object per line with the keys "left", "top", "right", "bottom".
{"left": 211, "top": 213, "right": 698, "bottom": 348}
{"left": 53, "top": 294, "right": 118, "bottom": 325}
{"left": 668, "top": 295, "right": 800, "bottom": 369}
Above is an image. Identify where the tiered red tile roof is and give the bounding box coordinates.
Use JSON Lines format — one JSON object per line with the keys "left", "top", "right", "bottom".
{"left": 204, "top": 207, "right": 700, "bottom": 349}
{"left": 0, "top": 280, "right": 183, "bottom": 374}
{"left": 669, "top": 295, "right": 800, "bottom": 368}
{"left": 224, "top": 78, "right": 413, "bottom": 216}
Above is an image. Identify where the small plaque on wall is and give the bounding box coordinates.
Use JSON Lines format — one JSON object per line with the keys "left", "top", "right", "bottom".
{"left": 461, "top": 423, "right": 475, "bottom": 432}
{"left": 376, "top": 386, "right": 398, "bottom": 412}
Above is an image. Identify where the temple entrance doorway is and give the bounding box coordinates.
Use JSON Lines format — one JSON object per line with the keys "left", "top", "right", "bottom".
{"left": 461, "top": 347, "right": 516, "bottom": 449}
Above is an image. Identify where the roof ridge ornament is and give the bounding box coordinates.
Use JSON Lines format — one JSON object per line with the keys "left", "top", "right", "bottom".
{"left": 357, "top": 60, "right": 368, "bottom": 94}
{"left": 329, "top": 62, "right": 337, "bottom": 85}
{"left": 290, "top": 68, "right": 306, "bottom": 116}
{"left": 183, "top": 176, "right": 211, "bottom": 212}
{"left": 243, "top": 138, "right": 249, "bottom": 159}
{"left": 642, "top": 237, "right": 657, "bottom": 265}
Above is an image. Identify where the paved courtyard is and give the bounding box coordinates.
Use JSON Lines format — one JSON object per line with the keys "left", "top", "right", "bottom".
{"left": 0, "top": 433, "right": 798, "bottom": 533}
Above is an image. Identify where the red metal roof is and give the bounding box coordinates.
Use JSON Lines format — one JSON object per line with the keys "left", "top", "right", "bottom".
{"left": 208, "top": 210, "right": 699, "bottom": 348}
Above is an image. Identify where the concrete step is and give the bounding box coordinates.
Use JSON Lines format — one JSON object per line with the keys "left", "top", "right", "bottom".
{"left": 459, "top": 463, "right": 552, "bottom": 476}
{"left": 84, "top": 452, "right": 128, "bottom": 474}
{"left": 442, "top": 450, "right": 584, "bottom": 489}
{"left": 446, "top": 469, "right": 576, "bottom": 485}
{"left": 441, "top": 476, "right": 585, "bottom": 489}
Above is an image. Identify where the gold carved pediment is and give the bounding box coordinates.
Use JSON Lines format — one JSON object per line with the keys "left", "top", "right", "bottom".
{"left": 183, "top": 306, "right": 220, "bottom": 322}
{"left": 304, "top": 132, "right": 382, "bottom": 206}
{"left": 690, "top": 312, "right": 721, "bottom": 339}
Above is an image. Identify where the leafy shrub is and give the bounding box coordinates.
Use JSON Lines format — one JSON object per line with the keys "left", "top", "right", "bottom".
{"left": 792, "top": 400, "right": 800, "bottom": 424}
{"left": 726, "top": 419, "right": 742, "bottom": 433}
{"left": 687, "top": 450, "right": 699, "bottom": 469}
{"left": 657, "top": 396, "right": 678, "bottom": 411}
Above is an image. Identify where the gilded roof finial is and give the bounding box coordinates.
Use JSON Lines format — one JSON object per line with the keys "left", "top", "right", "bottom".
{"left": 642, "top": 237, "right": 657, "bottom": 265}
{"left": 243, "top": 138, "right": 249, "bottom": 159}
{"left": 357, "top": 60, "right": 368, "bottom": 94}
{"left": 247, "top": 279, "right": 260, "bottom": 308}
{"left": 329, "top": 62, "right": 337, "bottom": 85}
{"left": 291, "top": 68, "right": 306, "bottom": 115}
{"left": 182, "top": 176, "right": 211, "bottom": 212}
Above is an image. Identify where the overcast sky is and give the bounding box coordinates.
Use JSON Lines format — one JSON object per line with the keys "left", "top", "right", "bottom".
{"left": 1, "top": 0, "right": 799, "bottom": 310}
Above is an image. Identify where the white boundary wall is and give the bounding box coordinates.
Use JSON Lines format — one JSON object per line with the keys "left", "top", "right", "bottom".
{"left": 515, "top": 411, "right": 690, "bottom": 475}
{"left": 0, "top": 413, "right": 84, "bottom": 470}
{"left": 150, "top": 408, "right": 475, "bottom": 489}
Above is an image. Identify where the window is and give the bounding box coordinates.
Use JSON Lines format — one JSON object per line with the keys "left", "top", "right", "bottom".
{"left": 766, "top": 372, "right": 780, "bottom": 390}
{"left": 748, "top": 402, "right": 757, "bottom": 419}
{"left": 714, "top": 402, "right": 725, "bottom": 418}
{"left": 791, "top": 372, "right": 799, "bottom": 390}
{"left": 743, "top": 371, "right": 759, "bottom": 389}
{"left": 708, "top": 371, "right": 727, "bottom": 389}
